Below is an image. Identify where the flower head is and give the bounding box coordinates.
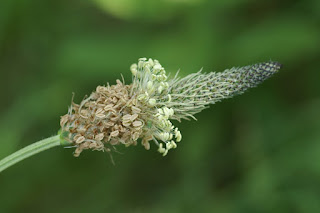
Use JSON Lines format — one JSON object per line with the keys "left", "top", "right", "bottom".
{"left": 60, "top": 58, "right": 281, "bottom": 156}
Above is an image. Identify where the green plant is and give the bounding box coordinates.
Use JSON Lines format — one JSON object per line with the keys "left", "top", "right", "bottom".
{"left": 0, "top": 58, "right": 281, "bottom": 172}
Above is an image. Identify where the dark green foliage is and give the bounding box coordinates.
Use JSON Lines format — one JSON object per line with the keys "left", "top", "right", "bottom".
{"left": 0, "top": 0, "right": 319, "bottom": 212}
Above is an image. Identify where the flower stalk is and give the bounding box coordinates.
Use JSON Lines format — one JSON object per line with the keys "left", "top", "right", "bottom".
{"left": 0, "top": 57, "right": 282, "bottom": 172}
{"left": 0, "top": 135, "right": 61, "bottom": 172}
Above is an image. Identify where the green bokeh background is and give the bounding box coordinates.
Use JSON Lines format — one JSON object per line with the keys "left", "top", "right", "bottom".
{"left": 1, "top": 0, "right": 320, "bottom": 212}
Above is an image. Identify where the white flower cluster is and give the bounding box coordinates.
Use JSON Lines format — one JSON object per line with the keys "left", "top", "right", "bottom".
{"left": 130, "top": 58, "right": 182, "bottom": 156}
{"left": 154, "top": 107, "right": 182, "bottom": 156}
{"left": 131, "top": 58, "right": 170, "bottom": 102}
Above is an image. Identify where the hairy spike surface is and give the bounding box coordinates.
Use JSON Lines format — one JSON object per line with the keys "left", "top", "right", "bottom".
{"left": 167, "top": 61, "right": 282, "bottom": 120}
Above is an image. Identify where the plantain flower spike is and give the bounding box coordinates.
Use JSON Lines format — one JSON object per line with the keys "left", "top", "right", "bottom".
{"left": 60, "top": 58, "right": 281, "bottom": 157}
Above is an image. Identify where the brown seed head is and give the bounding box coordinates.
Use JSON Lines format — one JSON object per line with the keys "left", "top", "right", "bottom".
{"left": 60, "top": 80, "right": 147, "bottom": 156}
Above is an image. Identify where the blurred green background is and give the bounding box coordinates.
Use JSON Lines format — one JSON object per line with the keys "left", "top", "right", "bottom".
{"left": 0, "top": 0, "right": 320, "bottom": 212}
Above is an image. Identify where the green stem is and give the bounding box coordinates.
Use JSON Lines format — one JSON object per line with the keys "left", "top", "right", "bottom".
{"left": 0, "top": 135, "right": 61, "bottom": 173}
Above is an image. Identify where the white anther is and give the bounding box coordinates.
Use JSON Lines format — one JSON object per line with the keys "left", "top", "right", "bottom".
{"left": 95, "top": 133, "right": 104, "bottom": 141}
{"left": 95, "top": 108, "right": 106, "bottom": 118}
{"left": 171, "top": 141, "right": 177, "bottom": 149}
{"left": 163, "top": 107, "right": 173, "bottom": 118}
{"left": 148, "top": 98, "right": 156, "bottom": 106}
{"left": 131, "top": 106, "right": 141, "bottom": 114}
{"left": 142, "top": 139, "right": 150, "bottom": 150}
{"left": 76, "top": 136, "right": 85, "bottom": 144}
{"left": 166, "top": 142, "right": 173, "bottom": 150}
{"left": 130, "top": 64, "right": 138, "bottom": 76}
{"left": 122, "top": 120, "right": 131, "bottom": 127}
{"left": 104, "top": 104, "right": 114, "bottom": 111}
{"left": 138, "top": 60, "right": 144, "bottom": 69}
{"left": 137, "top": 92, "right": 149, "bottom": 102}
{"left": 157, "top": 75, "right": 165, "bottom": 81}
{"left": 144, "top": 66, "right": 151, "bottom": 73}
{"left": 157, "top": 115, "right": 165, "bottom": 122}
{"left": 157, "top": 108, "right": 163, "bottom": 114}
{"left": 175, "top": 130, "right": 182, "bottom": 142}
{"left": 148, "top": 58, "right": 154, "bottom": 66}
{"left": 130, "top": 114, "right": 138, "bottom": 121}
{"left": 160, "top": 132, "right": 170, "bottom": 141}
{"left": 163, "top": 107, "right": 169, "bottom": 118}
{"left": 110, "top": 130, "right": 119, "bottom": 137}
{"left": 162, "top": 149, "right": 168, "bottom": 156}
{"left": 131, "top": 69, "right": 137, "bottom": 76}
{"left": 132, "top": 132, "right": 140, "bottom": 141}
{"left": 151, "top": 74, "right": 157, "bottom": 81}
{"left": 132, "top": 120, "right": 143, "bottom": 127}
{"left": 158, "top": 143, "right": 165, "bottom": 153}
{"left": 122, "top": 114, "right": 132, "bottom": 122}
{"left": 169, "top": 108, "right": 174, "bottom": 116}
{"left": 147, "top": 81, "right": 153, "bottom": 91}
{"left": 153, "top": 64, "right": 162, "bottom": 72}
{"left": 158, "top": 85, "right": 163, "bottom": 94}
